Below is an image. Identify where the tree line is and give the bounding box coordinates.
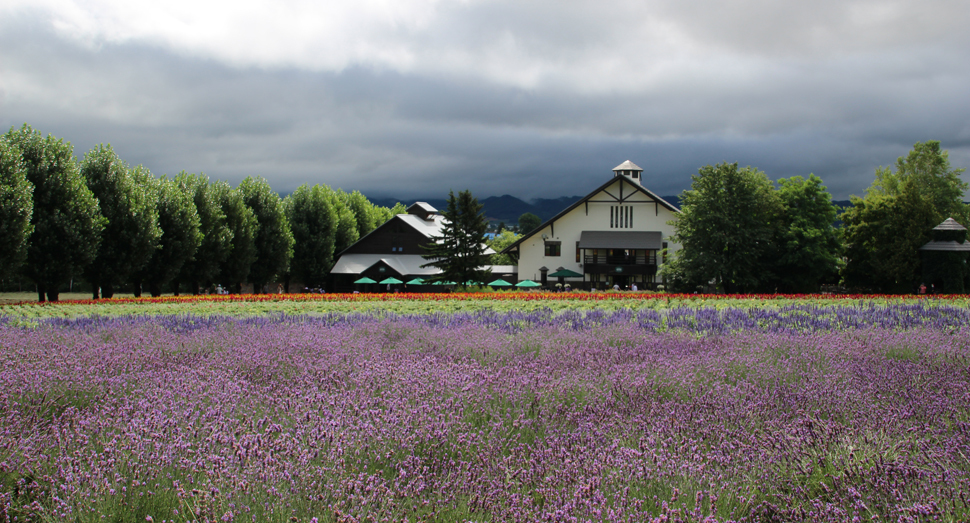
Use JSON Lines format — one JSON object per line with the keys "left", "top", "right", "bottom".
{"left": 0, "top": 124, "right": 405, "bottom": 301}
{"left": 662, "top": 141, "right": 969, "bottom": 293}
{"left": 2, "top": 124, "right": 965, "bottom": 298}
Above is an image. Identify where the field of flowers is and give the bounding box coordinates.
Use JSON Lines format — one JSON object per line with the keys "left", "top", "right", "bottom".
{"left": 3, "top": 298, "right": 970, "bottom": 522}
{"left": 5, "top": 291, "right": 970, "bottom": 321}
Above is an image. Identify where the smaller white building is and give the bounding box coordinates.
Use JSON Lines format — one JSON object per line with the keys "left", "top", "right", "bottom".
{"left": 502, "top": 161, "right": 680, "bottom": 289}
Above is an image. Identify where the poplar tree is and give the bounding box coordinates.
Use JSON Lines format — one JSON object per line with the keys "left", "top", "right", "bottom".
{"left": 0, "top": 136, "right": 33, "bottom": 279}
{"left": 132, "top": 174, "right": 202, "bottom": 297}
{"left": 80, "top": 145, "right": 161, "bottom": 298}
{"left": 341, "top": 190, "right": 381, "bottom": 237}
{"left": 4, "top": 125, "right": 104, "bottom": 301}
{"left": 286, "top": 184, "right": 337, "bottom": 289}
{"left": 239, "top": 176, "right": 293, "bottom": 293}
{"left": 174, "top": 173, "right": 233, "bottom": 295}
{"left": 326, "top": 187, "right": 360, "bottom": 257}
{"left": 213, "top": 180, "right": 258, "bottom": 293}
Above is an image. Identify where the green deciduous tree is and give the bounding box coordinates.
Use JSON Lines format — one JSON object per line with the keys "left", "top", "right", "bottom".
{"left": 771, "top": 174, "right": 841, "bottom": 293}
{"left": 422, "top": 189, "right": 492, "bottom": 286}
{"left": 286, "top": 184, "right": 337, "bottom": 289}
{"left": 212, "top": 181, "right": 258, "bottom": 293}
{"left": 487, "top": 229, "right": 520, "bottom": 265}
{"left": 340, "top": 190, "right": 382, "bottom": 238}
{"left": 372, "top": 202, "right": 407, "bottom": 226}
{"left": 326, "top": 188, "right": 360, "bottom": 256}
{"left": 132, "top": 174, "right": 202, "bottom": 297}
{"left": 239, "top": 176, "right": 294, "bottom": 293}
{"left": 518, "top": 212, "right": 541, "bottom": 235}
{"left": 842, "top": 141, "right": 968, "bottom": 292}
{"left": 0, "top": 136, "right": 33, "bottom": 279}
{"left": 665, "top": 162, "right": 783, "bottom": 293}
{"left": 4, "top": 124, "right": 105, "bottom": 301}
{"left": 175, "top": 173, "right": 233, "bottom": 295}
{"left": 80, "top": 145, "right": 162, "bottom": 299}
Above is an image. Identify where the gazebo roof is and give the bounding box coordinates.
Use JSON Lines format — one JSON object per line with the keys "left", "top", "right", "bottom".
{"left": 933, "top": 217, "right": 967, "bottom": 231}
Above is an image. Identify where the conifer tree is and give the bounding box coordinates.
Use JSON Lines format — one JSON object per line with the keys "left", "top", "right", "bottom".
{"left": 421, "top": 189, "right": 491, "bottom": 286}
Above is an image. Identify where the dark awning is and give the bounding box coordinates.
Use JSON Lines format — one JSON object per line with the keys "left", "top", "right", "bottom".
{"left": 578, "top": 231, "right": 662, "bottom": 250}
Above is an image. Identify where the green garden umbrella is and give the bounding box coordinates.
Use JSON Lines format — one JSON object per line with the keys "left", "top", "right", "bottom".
{"left": 379, "top": 277, "right": 403, "bottom": 284}
{"left": 406, "top": 278, "right": 425, "bottom": 285}
{"left": 515, "top": 280, "right": 541, "bottom": 287}
{"left": 488, "top": 279, "right": 512, "bottom": 286}
{"left": 548, "top": 268, "right": 583, "bottom": 278}
{"left": 354, "top": 277, "right": 377, "bottom": 284}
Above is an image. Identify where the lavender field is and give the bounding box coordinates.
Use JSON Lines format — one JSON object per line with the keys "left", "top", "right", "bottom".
{"left": 3, "top": 303, "right": 970, "bottom": 522}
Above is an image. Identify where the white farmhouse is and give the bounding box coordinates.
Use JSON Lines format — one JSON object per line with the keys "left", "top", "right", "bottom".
{"left": 501, "top": 161, "right": 680, "bottom": 290}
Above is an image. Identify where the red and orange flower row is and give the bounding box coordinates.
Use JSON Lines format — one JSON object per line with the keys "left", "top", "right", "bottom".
{"left": 13, "top": 291, "right": 969, "bottom": 306}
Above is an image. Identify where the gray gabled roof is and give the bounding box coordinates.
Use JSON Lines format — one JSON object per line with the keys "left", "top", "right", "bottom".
{"left": 333, "top": 204, "right": 493, "bottom": 260}
{"left": 332, "top": 209, "right": 445, "bottom": 259}
{"left": 613, "top": 160, "right": 643, "bottom": 171}
{"left": 500, "top": 175, "right": 679, "bottom": 254}
{"left": 397, "top": 213, "right": 446, "bottom": 239}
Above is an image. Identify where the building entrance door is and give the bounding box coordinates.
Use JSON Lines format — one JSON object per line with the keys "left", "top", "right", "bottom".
{"left": 610, "top": 275, "right": 629, "bottom": 290}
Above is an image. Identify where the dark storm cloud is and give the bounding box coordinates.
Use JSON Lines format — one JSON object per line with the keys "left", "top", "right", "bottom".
{"left": 2, "top": 1, "right": 969, "bottom": 203}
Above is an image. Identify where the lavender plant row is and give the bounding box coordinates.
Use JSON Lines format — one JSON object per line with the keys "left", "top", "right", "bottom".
{"left": 12, "top": 301, "right": 970, "bottom": 336}
{"left": 2, "top": 307, "right": 969, "bottom": 522}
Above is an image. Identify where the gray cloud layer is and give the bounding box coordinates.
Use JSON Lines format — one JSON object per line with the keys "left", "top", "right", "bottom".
{"left": 2, "top": 1, "right": 969, "bottom": 201}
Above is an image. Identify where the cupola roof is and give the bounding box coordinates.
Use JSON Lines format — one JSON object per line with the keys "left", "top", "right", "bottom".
{"left": 933, "top": 217, "right": 966, "bottom": 231}
{"left": 612, "top": 160, "right": 643, "bottom": 171}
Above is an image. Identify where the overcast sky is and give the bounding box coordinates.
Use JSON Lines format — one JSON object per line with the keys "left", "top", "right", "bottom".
{"left": 2, "top": 0, "right": 969, "bottom": 201}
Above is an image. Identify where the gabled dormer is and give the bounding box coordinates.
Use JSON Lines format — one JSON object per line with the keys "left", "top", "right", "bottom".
{"left": 407, "top": 202, "right": 438, "bottom": 221}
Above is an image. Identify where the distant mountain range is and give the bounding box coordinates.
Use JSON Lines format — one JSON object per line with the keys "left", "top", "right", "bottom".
{"left": 371, "top": 196, "right": 861, "bottom": 226}
{"left": 372, "top": 195, "right": 684, "bottom": 224}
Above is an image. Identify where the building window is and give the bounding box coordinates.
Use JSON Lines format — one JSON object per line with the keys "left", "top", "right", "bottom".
{"left": 576, "top": 241, "right": 581, "bottom": 263}
{"left": 544, "top": 241, "right": 561, "bottom": 257}
{"left": 611, "top": 206, "right": 634, "bottom": 229}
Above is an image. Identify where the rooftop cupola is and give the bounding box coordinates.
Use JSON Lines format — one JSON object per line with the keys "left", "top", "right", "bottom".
{"left": 612, "top": 160, "right": 643, "bottom": 186}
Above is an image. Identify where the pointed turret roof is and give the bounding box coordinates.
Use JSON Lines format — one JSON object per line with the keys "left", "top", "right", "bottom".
{"left": 613, "top": 160, "right": 643, "bottom": 171}
{"left": 933, "top": 217, "right": 966, "bottom": 231}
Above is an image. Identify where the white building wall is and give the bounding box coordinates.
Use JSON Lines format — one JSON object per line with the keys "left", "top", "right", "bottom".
{"left": 517, "top": 178, "right": 680, "bottom": 283}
